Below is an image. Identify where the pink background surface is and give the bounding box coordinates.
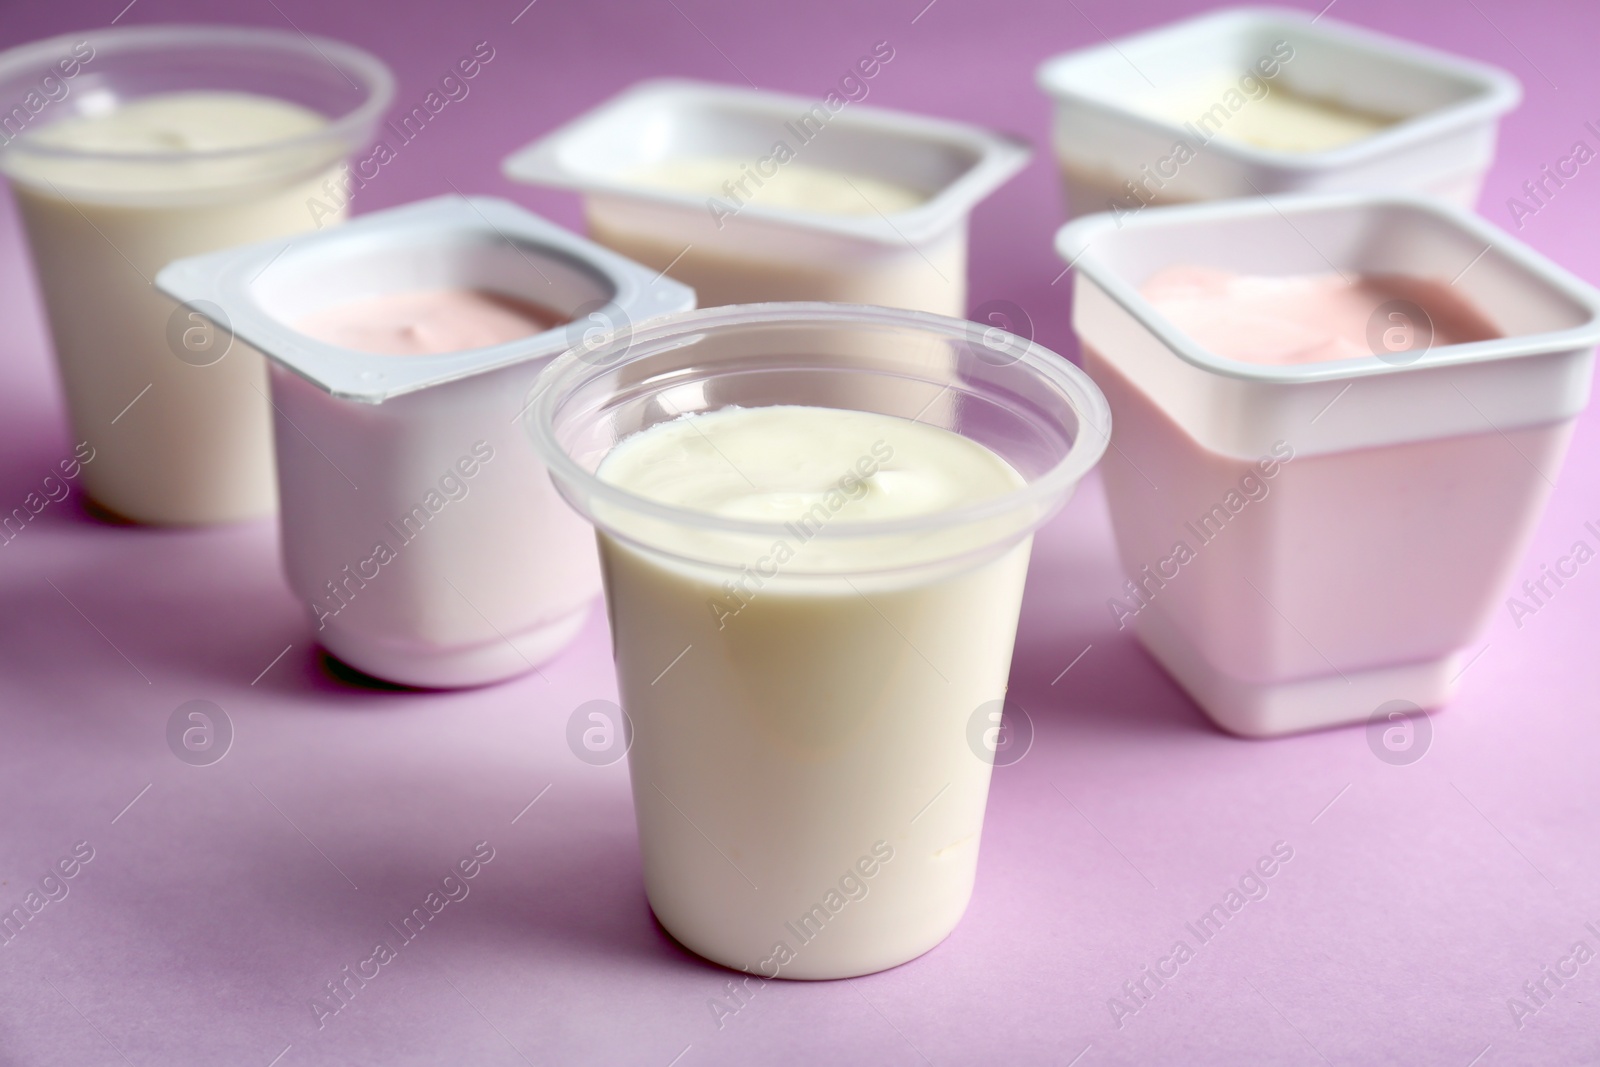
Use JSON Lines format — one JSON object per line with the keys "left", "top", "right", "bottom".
{"left": 2, "top": 0, "right": 1598, "bottom": 1064}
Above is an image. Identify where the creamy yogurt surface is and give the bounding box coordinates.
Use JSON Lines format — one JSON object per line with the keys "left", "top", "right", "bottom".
{"left": 595, "top": 404, "right": 1025, "bottom": 569}
{"left": 294, "top": 288, "right": 562, "bottom": 356}
{"left": 27, "top": 90, "right": 328, "bottom": 155}
{"left": 1133, "top": 75, "right": 1397, "bottom": 153}
{"left": 1141, "top": 265, "right": 1502, "bottom": 365}
{"left": 11, "top": 90, "right": 333, "bottom": 196}
{"left": 623, "top": 157, "right": 927, "bottom": 216}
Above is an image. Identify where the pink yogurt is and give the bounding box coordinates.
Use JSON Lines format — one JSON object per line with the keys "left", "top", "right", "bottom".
{"left": 153, "top": 195, "right": 700, "bottom": 690}
{"left": 1084, "top": 265, "right": 1566, "bottom": 734}
{"left": 1085, "top": 349, "right": 1572, "bottom": 735}
{"left": 1140, "top": 266, "right": 1501, "bottom": 365}
{"left": 1060, "top": 193, "right": 1600, "bottom": 739}
{"left": 294, "top": 288, "right": 562, "bottom": 355}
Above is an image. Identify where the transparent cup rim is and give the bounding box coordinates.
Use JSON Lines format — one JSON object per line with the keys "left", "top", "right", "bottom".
{"left": 527, "top": 301, "right": 1114, "bottom": 544}
{"left": 0, "top": 24, "right": 395, "bottom": 166}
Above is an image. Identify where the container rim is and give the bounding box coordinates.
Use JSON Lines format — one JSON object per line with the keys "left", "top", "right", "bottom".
{"left": 501, "top": 77, "right": 1033, "bottom": 247}
{"left": 526, "top": 301, "right": 1113, "bottom": 544}
{"left": 1055, "top": 189, "right": 1600, "bottom": 386}
{"left": 0, "top": 24, "right": 395, "bottom": 166}
{"left": 1034, "top": 5, "right": 1522, "bottom": 173}
{"left": 153, "top": 195, "right": 697, "bottom": 404}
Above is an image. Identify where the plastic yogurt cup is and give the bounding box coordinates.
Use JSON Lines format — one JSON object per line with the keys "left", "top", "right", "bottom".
{"left": 0, "top": 25, "right": 393, "bottom": 525}
{"left": 1058, "top": 192, "right": 1600, "bottom": 738}
{"left": 502, "top": 79, "right": 1029, "bottom": 316}
{"left": 156, "top": 196, "right": 695, "bottom": 688}
{"left": 1036, "top": 7, "right": 1519, "bottom": 219}
{"left": 527, "top": 303, "right": 1110, "bottom": 978}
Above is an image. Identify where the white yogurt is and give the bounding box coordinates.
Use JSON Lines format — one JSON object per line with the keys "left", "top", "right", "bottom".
{"left": 1036, "top": 8, "right": 1522, "bottom": 216}
{"left": 606, "top": 159, "right": 937, "bottom": 307}
{"left": 19, "top": 91, "right": 327, "bottom": 169}
{"left": 1057, "top": 192, "right": 1600, "bottom": 737}
{"left": 623, "top": 157, "right": 927, "bottom": 217}
{"left": 1131, "top": 75, "right": 1396, "bottom": 153}
{"left": 595, "top": 405, "right": 1033, "bottom": 979}
{"left": 7, "top": 90, "right": 345, "bottom": 524}
{"left": 154, "top": 195, "right": 695, "bottom": 689}
{"left": 504, "top": 80, "right": 1031, "bottom": 316}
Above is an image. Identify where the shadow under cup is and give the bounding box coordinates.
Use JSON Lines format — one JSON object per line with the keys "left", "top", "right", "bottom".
{"left": 528, "top": 303, "right": 1110, "bottom": 979}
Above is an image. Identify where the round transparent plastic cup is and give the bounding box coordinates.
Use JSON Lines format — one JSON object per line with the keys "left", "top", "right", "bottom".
{"left": 0, "top": 25, "right": 393, "bottom": 524}
{"left": 528, "top": 302, "right": 1111, "bottom": 979}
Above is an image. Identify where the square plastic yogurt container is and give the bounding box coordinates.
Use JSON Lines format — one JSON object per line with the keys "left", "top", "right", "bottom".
{"left": 1036, "top": 7, "right": 1520, "bottom": 218}
{"left": 502, "top": 78, "right": 1029, "bottom": 316}
{"left": 156, "top": 195, "right": 695, "bottom": 688}
{"left": 1058, "top": 191, "right": 1600, "bottom": 737}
